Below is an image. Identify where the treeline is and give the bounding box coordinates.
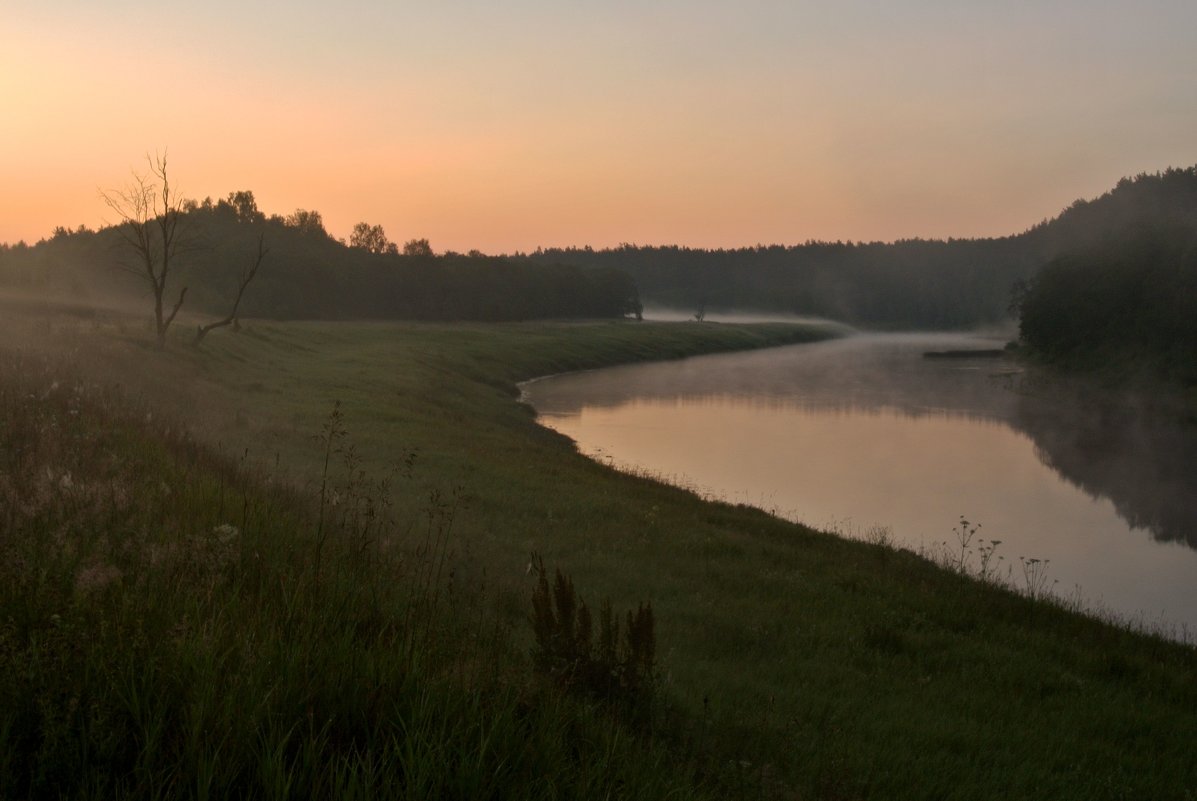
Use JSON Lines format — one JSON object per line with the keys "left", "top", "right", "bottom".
{"left": 5, "top": 167, "right": 1196, "bottom": 331}
{"left": 0, "top": 196, "right": 642, "bottom": 323}
{"left": 1013, "top": 225, "right": 1197, "bottom": 386}
{"left": 530, "top": 238, "right": 1036, "bottom": 328}
{"left": 528, "top": 167, "right": 1197, "bottom": 329}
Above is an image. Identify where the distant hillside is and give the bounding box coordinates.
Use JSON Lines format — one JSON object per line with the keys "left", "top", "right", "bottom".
{"left": 1021, "top": 167, "right": 1197, "bottom": 254}
{"left": 0, "top": 201, "right": 642, "bottom": 323}
{"left": 528, "top": 167, "right": 1197, "bottom": 329}
{"left": 1014, "top": 224, "right": 1197, "bottom": 387}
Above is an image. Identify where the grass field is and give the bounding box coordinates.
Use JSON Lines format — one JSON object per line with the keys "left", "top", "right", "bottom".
{"left": 5, "top": 314, "right": 1196, "bottom": 799}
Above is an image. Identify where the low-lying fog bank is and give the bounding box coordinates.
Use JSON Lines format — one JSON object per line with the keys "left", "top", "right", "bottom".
{"left": 639, "top": 304, "right": 855, "bottom": 330}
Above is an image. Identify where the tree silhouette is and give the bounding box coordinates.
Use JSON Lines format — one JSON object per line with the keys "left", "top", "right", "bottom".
{"left": 402, "top": 238, "right": 433, "bottom": 257}
{"left": 225, "top": 190, "right": 264, "bottom": 223}
{"left": 349, "top": 222, "right": 392, "bottom": 254}
{"left": 101, "top": 153, "right": 197, "bottom": 349}
{"left": 284, "top": 208, "right": 327, "bottom": 236}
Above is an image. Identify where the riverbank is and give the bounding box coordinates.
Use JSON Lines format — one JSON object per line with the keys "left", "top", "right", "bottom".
{"left": 6, "top": 316, "right": 1197, "bottom": 799}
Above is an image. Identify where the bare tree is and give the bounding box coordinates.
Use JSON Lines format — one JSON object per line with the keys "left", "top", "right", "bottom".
{"left": 101, "top": 153, "right": 195, "bottom": 349}
{"left": 194, "top": 231, "right": 269, "bottom": 345}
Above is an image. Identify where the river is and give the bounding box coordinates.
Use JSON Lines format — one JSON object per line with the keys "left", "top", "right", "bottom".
{"left": 522, "top": 331, "right": 1197, "bottom": 639}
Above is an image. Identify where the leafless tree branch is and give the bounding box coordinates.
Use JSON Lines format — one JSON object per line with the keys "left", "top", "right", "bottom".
{"left": 194, "top": 231, "right": 269, "bottom": 345}
{"left": 99, "top": 151, "right": 192, "bottom": 349}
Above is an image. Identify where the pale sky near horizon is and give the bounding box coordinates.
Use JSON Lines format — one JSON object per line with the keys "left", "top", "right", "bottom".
{"left": 4, "top": 1, "right": 1196, "bottom": 252}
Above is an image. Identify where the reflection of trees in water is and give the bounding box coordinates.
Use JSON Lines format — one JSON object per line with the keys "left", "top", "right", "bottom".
{"left": 1013, "top": 387, "right": 1197, "bottom": 549}
{"left": 529, "top": 337, "right": 1197, "bottom": 549}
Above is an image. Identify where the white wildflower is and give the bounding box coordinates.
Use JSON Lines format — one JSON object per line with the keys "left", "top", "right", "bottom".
{"left": 213, "top": 524, "right": 240, "bottom": 544}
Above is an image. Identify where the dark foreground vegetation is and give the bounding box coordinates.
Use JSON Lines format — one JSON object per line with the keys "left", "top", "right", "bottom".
{"left": 530, "top": 166, "right": 1197, "bottom": 330}
{"left": 0, "top": 347, "right": 708, "bottom": 799}
{"left": 3, "top": 314, "right": 1195, "bottom": 799}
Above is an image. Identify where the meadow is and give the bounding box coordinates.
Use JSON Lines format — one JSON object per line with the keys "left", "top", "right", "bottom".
{"left": 3, "top": 313, "right": 1195, "bottom": 799}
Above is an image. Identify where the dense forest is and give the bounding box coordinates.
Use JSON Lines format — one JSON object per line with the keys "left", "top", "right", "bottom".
{"left": 529, "top": 167, "right": 1197, "bottom": 330}
{"left": 0, "top": 195, "right": 642, "bottom": 323}
{"left": 1013, "top": 224, "right": 1197, "bottom": 386}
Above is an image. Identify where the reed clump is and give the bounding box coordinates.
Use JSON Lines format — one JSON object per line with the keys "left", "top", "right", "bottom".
{"left": 530, "top": 556, "right": 656, "bottom": 727}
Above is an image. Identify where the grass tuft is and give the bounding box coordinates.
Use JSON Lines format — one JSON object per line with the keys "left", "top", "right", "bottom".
{"left": 530, "top": 555, "right": 656, "bottom": 728}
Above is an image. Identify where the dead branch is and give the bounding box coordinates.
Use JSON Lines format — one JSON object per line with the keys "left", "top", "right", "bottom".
{"left": 99, "top": 151, "right": 195, "bottom": 349}
{"left": 195, "top": 231, "right": 269, "bottom": 346}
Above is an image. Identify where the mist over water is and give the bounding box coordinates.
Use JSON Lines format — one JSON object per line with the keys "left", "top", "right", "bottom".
{"left": 639, "top": 304, "right": 854, "bottom": 330}
{"left": 523, "top": 332, "right": 1197, "bottom": 637}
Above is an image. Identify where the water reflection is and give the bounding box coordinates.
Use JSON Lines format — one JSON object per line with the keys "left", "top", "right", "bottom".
{"left": 527, "top": 333, "right": 1197, "bottom": 548}
{"left": 1014, "top": 384, "right": 1197, "bottom": 548}
{"left": 523, "top": 333, "right": 1197, "bottom": 632}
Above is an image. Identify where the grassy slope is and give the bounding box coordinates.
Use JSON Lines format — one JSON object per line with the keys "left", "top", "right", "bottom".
{"left": 22, "top": 317, "right": 1197, "bottom": 799}
{"left": 0, "top": 342, "right": 721, "bottom": 800}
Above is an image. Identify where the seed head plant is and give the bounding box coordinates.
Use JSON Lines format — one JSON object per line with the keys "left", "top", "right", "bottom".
{"left": 529, "top": 554, "right": 657, "bottom": 728}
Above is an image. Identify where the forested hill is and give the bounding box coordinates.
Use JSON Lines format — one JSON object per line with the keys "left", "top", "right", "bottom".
{"left": 1012, "top": 168, "right": 1197, "bottom": 387}
{"left": 0, "top": 202, "right": 641, "bottom": 323}
{"left": 1014, "top": 225, "right": 1197, "bottom": 388}
{"left": 527, "top": 167, "right": 1197, "bottom": 329}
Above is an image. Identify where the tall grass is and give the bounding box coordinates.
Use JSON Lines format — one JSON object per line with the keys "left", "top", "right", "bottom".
{"left": 0, "top": 348, "right": 712, "bottom": 800}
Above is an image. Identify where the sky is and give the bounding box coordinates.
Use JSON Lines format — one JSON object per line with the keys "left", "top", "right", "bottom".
{"left": 3, "top": 1, "right": 1196, "bottom": 252}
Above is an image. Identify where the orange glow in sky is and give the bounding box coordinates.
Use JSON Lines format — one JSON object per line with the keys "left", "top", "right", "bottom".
{"left": 4, "top": 2, "right": 1196, "bottom": 252}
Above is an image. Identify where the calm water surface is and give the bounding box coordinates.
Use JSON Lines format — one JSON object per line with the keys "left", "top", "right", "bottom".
{"left": 522, "top": 332, "right": 1197, "bottom": 637}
